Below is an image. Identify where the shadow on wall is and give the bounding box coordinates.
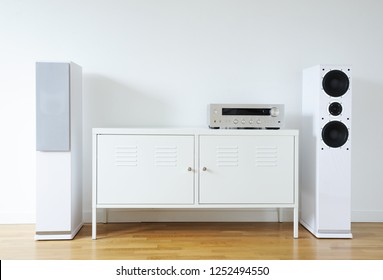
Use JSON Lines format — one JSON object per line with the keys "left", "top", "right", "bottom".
{"left": 82, "top": 74, "right": 174, "bottom": 214}
{"left": 351, "top": 76, "right": 383, "bottom": 164}
{"left": 350, "top": 76, "right": 383, "bottom": 218}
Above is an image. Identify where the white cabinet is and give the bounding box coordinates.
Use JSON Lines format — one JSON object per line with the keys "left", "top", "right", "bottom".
{"left": 199, "top": 135, "right": 294, "bottom": 204}
{"left": 93, "top": 128, "right": 299, "bottom": 239}
{"left": 97, "top": 135, "right": 194, "bottom": 205}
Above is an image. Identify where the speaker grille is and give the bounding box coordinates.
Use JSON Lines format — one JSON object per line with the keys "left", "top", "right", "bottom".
{"left": 322, "top": 69, "right": 350, "bottom": 97}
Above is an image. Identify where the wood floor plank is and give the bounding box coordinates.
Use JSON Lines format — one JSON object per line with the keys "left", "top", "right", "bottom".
{"left": 0, "top": 222, "right": 382, "bottom": 260}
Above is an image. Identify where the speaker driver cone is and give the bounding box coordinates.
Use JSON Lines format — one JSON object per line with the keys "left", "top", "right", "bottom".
{"left": 329, "top": 102, "right": 343, "bottom": 116}
{"left": 322, "top": 121, "right": 349, "bottom": 148}
{"left": 322, "top": 70, "right": 349, "bottom": 97}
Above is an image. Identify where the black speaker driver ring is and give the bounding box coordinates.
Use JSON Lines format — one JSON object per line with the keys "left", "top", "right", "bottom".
{"left": 329, "top": 102, "right": 343, "bottom": 116}
{"left": 322, "top": 70, "right": 350, "bottom": 97}
{"left": 322, "top": 121, "right": 349, "bottom": 148}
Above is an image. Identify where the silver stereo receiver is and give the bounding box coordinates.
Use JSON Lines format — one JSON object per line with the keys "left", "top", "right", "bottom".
{"left": 208, "top": 104, "right": 284, "bottom": 129}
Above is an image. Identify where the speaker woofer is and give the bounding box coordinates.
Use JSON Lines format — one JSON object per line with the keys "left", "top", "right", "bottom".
{"left": 322, "top": 70, "right": 349, "bottom": 97}
{"left": 322, "top": 121, "right": 349, "bottom": 148}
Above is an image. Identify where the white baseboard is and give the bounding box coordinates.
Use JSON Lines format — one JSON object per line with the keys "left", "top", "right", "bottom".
{"left": 83, "top": 208, "right": 294, "bottom": 223}
{"left": 0, "top": 212, "right": 35, "bottom": 224}
{"left": 2, "top": 210, "right": 382, "bottom": 224}
{"left": 352, "top": 210, "right": 383, "bottom": 222}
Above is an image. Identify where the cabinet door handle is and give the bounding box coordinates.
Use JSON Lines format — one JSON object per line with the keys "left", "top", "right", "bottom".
{"left": 202, "top": 167, "right": 207, "bottom": 171}
{"left": 187, "top": 167, "right": 192, "bottom": 171}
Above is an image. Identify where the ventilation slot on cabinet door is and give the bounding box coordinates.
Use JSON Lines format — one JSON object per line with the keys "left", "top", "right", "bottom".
{"left": 115, "top": 146, "right": 138, "bottom": 166}
{"left": 216, "top": 146, "right": 239, "bottom": 167}
{"left": 255, "top": 146, "right": 278, "bottom": 167}
{"left": 155, "top": 146, "right": 178, "bottom": 167}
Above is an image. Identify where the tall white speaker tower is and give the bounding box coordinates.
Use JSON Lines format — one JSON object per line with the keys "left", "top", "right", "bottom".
{"left": 300, "top": 65, "right": 352, "bottom": 238}
{"left": 35, "top": 62, "right": 83, "bottom": 240}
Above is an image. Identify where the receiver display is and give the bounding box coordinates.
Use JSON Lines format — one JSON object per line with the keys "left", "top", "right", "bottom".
{"left": 222, "top": 108, "right": 271, "bottom": 116}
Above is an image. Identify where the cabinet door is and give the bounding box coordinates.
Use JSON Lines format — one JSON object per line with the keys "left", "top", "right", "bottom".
{"left": 199, "top": 135, "right": 294, "bottom": 204}
{"left": 97, "top": 135, "right": 194, "bottom": 205}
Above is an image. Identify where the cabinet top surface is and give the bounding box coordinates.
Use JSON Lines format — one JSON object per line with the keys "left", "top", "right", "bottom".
{"left": 93, "top": 127, "right": 298, "bottom": 136}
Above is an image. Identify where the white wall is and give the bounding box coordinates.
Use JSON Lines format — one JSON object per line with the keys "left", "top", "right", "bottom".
{"left": 1, "top": 0, "right": 382, "bottom": 223}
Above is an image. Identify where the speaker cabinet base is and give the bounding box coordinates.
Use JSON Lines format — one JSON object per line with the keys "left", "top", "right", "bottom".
{"left": 35, "top": 223, "right": 84, "bottom": 241}
{"left": 35, "top": 152, "right": 83, "bottom": 241}
{"left": 300, "top": 219, "right": 352, "bottom": 239}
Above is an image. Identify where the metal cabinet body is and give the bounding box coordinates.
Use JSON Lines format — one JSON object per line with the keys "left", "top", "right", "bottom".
{"left": 92, "top": 128, "right": 299, "bottom": 239}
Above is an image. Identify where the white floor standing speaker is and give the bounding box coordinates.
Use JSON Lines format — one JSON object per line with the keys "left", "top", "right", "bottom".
{"left": 300, "top": 64, "right": 352, "bottom": 238}
{"left": 35, "top": 62, "right": 83, "bottom": 240}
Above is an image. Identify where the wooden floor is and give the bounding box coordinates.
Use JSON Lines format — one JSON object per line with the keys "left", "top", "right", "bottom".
{"left": 0, "top": 222, "right": 382, "bottom": 260}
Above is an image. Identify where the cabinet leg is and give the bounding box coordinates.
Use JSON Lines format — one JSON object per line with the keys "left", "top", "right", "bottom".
{"left": 92, "top": 207, "right": 97, "bottom": 240}
{"left": 293, "top": 207, "right": 299, "bottom": 238}
{"left": 278, "top": 208, "right": 283, "bottom": 222}
{"left": 103, "top": 209, "right": 108, "bottom": 224}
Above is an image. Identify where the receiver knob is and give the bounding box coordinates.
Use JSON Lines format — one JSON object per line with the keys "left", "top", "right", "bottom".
{"left": 270, "top": 107, "right": 280, "bottom": 117}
